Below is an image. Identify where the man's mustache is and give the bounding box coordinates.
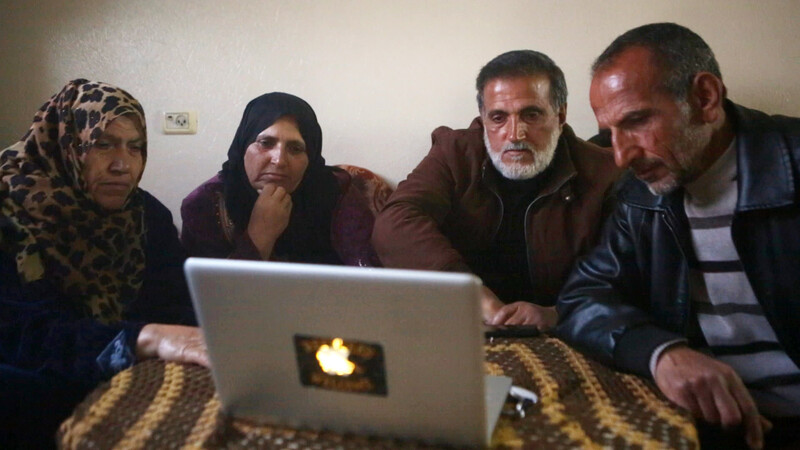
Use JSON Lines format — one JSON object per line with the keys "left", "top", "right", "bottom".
{"left": 503, "top": 142, "right": 535, "bottom": 152}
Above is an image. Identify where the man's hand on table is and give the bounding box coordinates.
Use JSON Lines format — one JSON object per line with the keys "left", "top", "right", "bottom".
{"left": 480, "top": 286, "right": 557, "bottom": 330}
{"left": 654, "top": 346, "right": 772, "bottom": 450}
{"left": 136, "top": 324, "right": 210, "bottom": 367}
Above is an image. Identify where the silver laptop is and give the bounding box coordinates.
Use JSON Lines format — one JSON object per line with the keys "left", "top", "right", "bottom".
{"left": 184, "top": 257, "right": 511, "bottom": 447}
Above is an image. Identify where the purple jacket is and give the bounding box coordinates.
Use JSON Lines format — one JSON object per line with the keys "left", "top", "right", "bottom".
{"left": 180, "top": 170, "right": 380, "bottom": 266}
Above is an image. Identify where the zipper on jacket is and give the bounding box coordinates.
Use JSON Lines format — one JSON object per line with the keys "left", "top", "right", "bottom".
{"left": 522, "top": 173, "right": 576, "bottom": 284}
{"left": 481, "top": 160, "right": 576, "bottom": 284}
{"left": 482, "top": 165, "right": 505, "bottom": 240}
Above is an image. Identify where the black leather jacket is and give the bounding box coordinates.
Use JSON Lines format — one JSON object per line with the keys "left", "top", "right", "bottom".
{"left": 555, "top": 102, "right": 800, "bottom": 378}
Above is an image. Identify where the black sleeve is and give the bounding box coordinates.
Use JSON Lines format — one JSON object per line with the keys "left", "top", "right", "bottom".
{"left": 555, "top": 202, "right": 683, "bottom": 377}
{"left": 0, "top": 191, "right": 194, "bottom": 384}
{"left": 0, "top": 262, "right": 142, "bottom": 384}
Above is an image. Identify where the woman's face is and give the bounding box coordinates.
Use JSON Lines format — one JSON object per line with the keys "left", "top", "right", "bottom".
{"left": 244, "top": 116, "right": 309, "bottom": 194}
{"left": 82, "top": 115, "right": 145, "bottom": 210}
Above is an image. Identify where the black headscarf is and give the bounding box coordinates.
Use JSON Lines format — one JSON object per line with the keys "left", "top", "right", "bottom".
{"left": 220, "top": 92, "right": 342, "bottom": 264}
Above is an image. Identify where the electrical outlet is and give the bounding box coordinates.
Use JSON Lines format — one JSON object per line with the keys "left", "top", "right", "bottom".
{"left": 163, "top": 111, "right": 197, "bottom": 134}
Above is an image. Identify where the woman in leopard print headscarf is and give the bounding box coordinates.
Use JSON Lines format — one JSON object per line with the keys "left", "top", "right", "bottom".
{"left": 1, "top": 79, "right": 147, "bottom": 323}
{"left": 0, "top": 79, "right": 208, "bottom": 448}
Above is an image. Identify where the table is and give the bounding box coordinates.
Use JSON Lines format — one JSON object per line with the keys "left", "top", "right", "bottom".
{"left": 59, "top": 336, "right": 699, "bottom": 449}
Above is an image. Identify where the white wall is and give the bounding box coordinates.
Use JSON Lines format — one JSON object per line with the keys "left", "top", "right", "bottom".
{"left": 2, "top": 0, "right": 799, "bottom": 227}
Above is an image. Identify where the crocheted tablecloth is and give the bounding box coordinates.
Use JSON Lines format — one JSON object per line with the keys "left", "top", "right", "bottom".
{"left": 59, "top": 336, "right": 698, "bottom": 449}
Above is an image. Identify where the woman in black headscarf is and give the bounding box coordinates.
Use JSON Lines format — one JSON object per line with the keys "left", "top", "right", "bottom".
{"left": 181, "top": 93, "right": 379, "bottom": 265}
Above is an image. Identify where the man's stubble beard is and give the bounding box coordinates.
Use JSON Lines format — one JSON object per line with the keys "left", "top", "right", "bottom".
{"left": 644, "top": 101, "right": 711, "bottom": 196}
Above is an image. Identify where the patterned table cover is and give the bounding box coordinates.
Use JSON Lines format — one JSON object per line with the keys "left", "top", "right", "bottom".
{"left": 59, "top": 336, "right": 698, "bottom": 449}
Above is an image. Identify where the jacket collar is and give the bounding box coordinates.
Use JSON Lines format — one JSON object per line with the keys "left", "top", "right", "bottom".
{"left": 620, "top": 101, "right": 797, "bottom": 212}
{"left": 729, "top": 101, "right": 796, "bottom": 210}
{"left": 475, "top": 117, "right": 578, "bottom": 199}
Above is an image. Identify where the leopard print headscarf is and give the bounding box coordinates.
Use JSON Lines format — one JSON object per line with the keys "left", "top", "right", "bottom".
{"left": 0, "top": 79, "right": 147, "bottom": 323}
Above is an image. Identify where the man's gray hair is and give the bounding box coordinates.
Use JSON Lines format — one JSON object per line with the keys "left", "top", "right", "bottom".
{"left": 476, "top": 50, "right": 567, "bottom": 111}
{"left": 592, "top": 23, "right": 722, "bottom": 100}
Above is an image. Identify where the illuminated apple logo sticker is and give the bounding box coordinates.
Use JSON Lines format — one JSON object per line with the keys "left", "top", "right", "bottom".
{"left": 295, "top": 334, "right": 386, "bottom": 395}
{"left": 315, "top": 338, "right": 356, "bottom": 376}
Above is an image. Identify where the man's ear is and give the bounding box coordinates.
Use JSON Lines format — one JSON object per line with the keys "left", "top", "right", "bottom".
{"left": 690, "top": 72, "right": 726, "bottom": 124}
{"left": 558, "top": 103, "right": 567, "bottom": 127}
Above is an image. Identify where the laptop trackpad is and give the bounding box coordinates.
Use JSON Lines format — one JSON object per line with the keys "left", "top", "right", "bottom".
{"left": 484, "top": 375, "right": 512, "bottom": 441}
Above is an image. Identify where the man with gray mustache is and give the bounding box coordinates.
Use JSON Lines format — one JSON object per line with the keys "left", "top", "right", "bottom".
{"left": 373, "top": 50, "right": 621, "bottom": 329}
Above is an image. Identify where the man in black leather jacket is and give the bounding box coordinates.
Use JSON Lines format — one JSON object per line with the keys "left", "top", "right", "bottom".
{"left": 556, "top": 23, "right": 800, "bottom": 449}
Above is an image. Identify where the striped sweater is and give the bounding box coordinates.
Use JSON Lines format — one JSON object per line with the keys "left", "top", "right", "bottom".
{"left": 684, "top": 140, "right": 800, "bottom": 417}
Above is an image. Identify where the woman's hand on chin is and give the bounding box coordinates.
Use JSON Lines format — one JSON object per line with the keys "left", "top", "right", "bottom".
{"left": 136, "top": 324, "right": 210, "bottom": 367}
{"left": 247, "top": 183, "right": 292, "bottom": 259}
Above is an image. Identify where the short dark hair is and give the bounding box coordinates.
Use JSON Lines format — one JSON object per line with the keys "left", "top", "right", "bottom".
{"left": 592, "top": 23, "right": 722, "bottom": 99}
{"left": 476, "top": 50, "right": 567, "bottom": 111}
